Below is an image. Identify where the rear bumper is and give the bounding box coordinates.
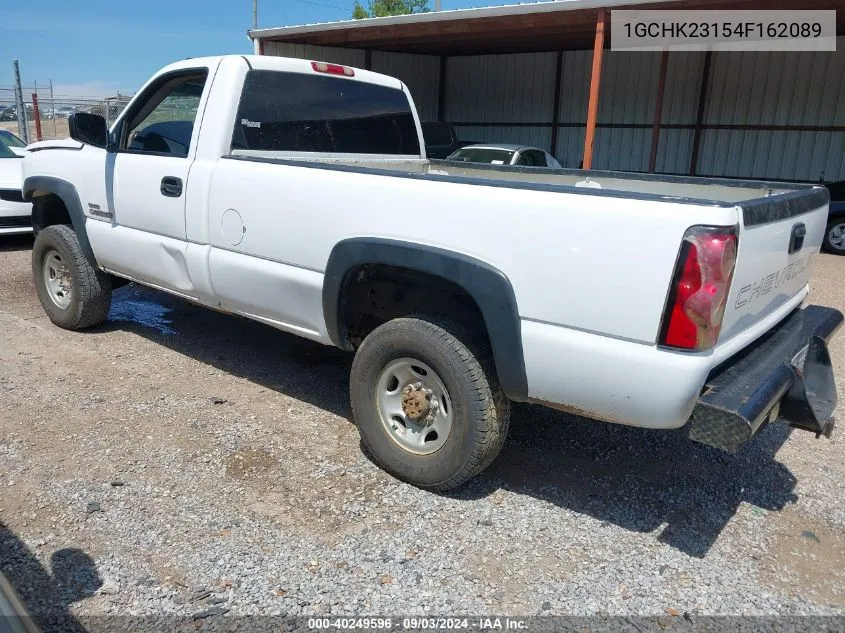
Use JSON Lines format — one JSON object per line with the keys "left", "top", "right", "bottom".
{"left": 689, "top": 304, "right": 843, "bottom": 452}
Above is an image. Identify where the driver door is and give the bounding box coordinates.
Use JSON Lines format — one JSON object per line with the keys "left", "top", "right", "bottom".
{"left": 105, "top": 69, "right": 209, "bottom": 292}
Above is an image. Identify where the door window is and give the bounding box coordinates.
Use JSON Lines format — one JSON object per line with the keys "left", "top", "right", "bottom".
{"left": 516, "top": 150, "right": 548, "bottom": 167}
{"left": 121, "top": 72, "right": 208, "bottom": 158}
{"left": 515, "top": 151, "right": 536, "bottom": 166}
{"left": 530, "top": 150, "right": 548, "bottom": 166}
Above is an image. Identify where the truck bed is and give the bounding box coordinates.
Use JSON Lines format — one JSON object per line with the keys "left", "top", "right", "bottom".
{"left": 228, "top": 150, "right": 810, "bottom": 205}
{"left": 223, "top": 149, "right": 829, "bottom": 358}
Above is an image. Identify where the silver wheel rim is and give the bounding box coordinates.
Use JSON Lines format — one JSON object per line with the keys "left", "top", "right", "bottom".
{"left": 42, "top": 249, "right": 72, "bottom": 309}
{"left": 375, "top": 358, "right": 453, "bottom": 455}
{"left": 830, "top": 222, "right": 845, "bottom": 250}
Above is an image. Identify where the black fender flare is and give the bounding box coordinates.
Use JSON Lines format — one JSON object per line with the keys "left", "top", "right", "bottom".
{"left": 23, "top": 176, "right": 97, "bottom": 267}
{"left": 323, "top": 237, "right": 528, "bottom": 401}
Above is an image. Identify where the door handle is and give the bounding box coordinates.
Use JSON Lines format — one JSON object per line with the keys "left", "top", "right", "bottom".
{"left": 160, "top": 176, "right": 183, "bottom": 198}
{"left": 789, "top": 222, "right": 806, "bottom": 254}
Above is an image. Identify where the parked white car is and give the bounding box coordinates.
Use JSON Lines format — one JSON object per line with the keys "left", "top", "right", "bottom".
{"left": 0, "top": 142, "right": 30, "bottom": 235}
{"left": 20, "top": 55, "right": 843, "bottom": 490}
{"left": 0, "top": 129, "right": 27, "bottom": 157}
{"left": 447, "top": 143, "right": 562, "bottom": 168}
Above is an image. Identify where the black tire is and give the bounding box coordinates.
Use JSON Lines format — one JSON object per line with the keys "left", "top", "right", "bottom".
{"left": 31, "top": 224, "right": 112, "bottom": 330}
{"left": 822, "top": 217, "right": 845, "bottom": 255}
{"left": 350, "top": 316, "right": 510, "bottom": 491}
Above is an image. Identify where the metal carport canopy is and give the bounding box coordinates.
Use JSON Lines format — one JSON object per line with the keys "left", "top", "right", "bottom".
{"left": 248, "top": 0, "right": 845, "bottom": 56}
{"left": 249, "top": 0, "right": 677, "bottom": 55}
{"left": 249, "top": 0, "right": 845, "bottom": 173}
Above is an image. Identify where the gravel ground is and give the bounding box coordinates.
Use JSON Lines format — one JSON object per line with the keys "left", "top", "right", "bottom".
{"left": 0, "top": 234, "right": 843, "bottom": 630}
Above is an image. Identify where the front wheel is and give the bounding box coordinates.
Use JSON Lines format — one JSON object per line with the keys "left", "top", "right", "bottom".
{"left": 822, "top": 218, "right": 845, "bottom": 255}
{"left": 350, "top": 316, "right": 510, "bottom": 491}
{"left": 32, "top": 224, "right": 112, "bottom": 330}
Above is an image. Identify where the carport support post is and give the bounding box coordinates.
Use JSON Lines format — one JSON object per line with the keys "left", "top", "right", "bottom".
{"left": 31, "top": 93, "right": 42, "bottom": 142}
{"left": 582, "top": 8, "right": 607, "bottom": 170}
{"left": 550, "top": 51, "right": 563, "bottom": 159}
{"left": 437, "top": 56, "right": 447, "bottom": 122}
{"left": 648, "top": 50, "right": 669, "bottom": 173}
{"left": 689, "top": 51, "right": 712, "bottom": 175}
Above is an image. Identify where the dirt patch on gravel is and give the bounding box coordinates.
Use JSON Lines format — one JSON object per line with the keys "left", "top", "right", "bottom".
{"left": 225, "top": 449, "right": 278, "bottom": 480}
{"left": 761, "top": 506, "right": 845, "bottom": 607}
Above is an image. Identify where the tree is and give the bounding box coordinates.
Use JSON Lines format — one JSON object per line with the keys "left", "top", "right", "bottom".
{"left": 352, "top": 0, "right": 430, "bottom": 19}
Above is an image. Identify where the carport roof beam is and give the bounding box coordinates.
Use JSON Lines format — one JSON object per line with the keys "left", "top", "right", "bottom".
{"left": 249, "top": 0, "right": 845, "bottom": 56}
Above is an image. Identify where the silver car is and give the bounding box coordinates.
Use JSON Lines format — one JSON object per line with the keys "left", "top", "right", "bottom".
{"left": 446, "top": 143, "right": 562, "bottom": 168}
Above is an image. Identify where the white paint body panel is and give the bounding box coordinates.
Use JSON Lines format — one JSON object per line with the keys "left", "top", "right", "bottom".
{"left": 20, "top": 55, "right": 832, "bottom": 431}
{"left": 0, "top": 154, "right": 31, "bottom": 234}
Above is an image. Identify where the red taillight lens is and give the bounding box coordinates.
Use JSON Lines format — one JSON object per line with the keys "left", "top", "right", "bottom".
{"left": 311, "top": 61, "right": 355, "bottom": 77}
{"left": 659, "top": 226, "right": 737, "bottom": 351}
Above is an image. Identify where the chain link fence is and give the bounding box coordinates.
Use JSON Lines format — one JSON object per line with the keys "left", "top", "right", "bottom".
{"left": 0, "top": 88, "right": 133, "bottom": 143}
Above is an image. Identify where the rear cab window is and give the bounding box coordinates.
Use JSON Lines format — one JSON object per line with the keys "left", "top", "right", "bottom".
{"left": 230, "top": 70, "right": 420, "bottom": 156}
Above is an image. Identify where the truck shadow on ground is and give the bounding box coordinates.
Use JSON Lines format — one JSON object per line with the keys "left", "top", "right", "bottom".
{"left": 102, "top": 285, "right": 797, "bottom": 559}
{"left": 0, "top": 522, "right": 100, "bottom": 632}
{"left": 458, "top": 405, "right": 796, "bottom": 558}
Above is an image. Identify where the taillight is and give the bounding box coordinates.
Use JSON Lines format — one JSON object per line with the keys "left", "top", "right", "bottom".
{"left": 311, "top": 61, "right": 355, "bottom": 77}
{"left": 659, "top": 226, "right": 738, "bottom": 351}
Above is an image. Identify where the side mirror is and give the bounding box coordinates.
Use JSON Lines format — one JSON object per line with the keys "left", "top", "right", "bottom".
{"left": 68, "top": 112, "right": 108, "bottom": 148}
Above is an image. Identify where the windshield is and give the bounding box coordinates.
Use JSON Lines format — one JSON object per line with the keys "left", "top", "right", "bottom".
{"left": 448, "top": 147, "right": 514, "bottom": 164}
{"left": 0, "top": 130, "right": 25, "bottom": 149}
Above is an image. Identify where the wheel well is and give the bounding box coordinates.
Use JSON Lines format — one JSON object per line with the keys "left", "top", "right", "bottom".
{"left": 31, "top": 193, "right": 72, "bottom": 233}
{"left": 340, "top": 264, "right": 491, "bottom": 350}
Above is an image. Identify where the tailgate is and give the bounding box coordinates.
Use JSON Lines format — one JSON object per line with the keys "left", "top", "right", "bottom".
{"left": 719, "top": 187, "right": 829, "bottom": 342}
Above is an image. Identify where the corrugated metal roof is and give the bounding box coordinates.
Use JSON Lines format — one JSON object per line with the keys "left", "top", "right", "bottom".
{"left": 598, "top": 51, "right": 661, "bottom": 124}
{"left": 695, "top": 40, "right": 845, "bottom": 179}
{"left": 558, "top": 50, "right": 591, "bottom": 123}
{"left": 263, "top": 42, "right": 366, "bottom": 67}
{"left": 704, "top": 48, "right": 845, "bottom": 126}
{"left": 446, "top": 53, "right": 557, "bottom": 123}
{"left": 262, "top": 35, "right": 845, "bottom": 180}
{"left": 372, "top": 51, "right": 440, "bottom": 121}
{"left": 660, "top": 51, "right": 703, "bottom": 125}
{"left": 249, "top": 0, "right": 712, "bottom": 55}
{"left": 249, "top": 0, "right": 679, "bottom": 41}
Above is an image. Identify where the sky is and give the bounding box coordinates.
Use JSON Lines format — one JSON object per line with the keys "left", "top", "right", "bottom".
{"left": 0, "top": 0, "right": 530, "bottom": 99}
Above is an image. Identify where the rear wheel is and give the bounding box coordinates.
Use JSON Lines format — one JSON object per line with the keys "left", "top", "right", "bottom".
{"left": 823, "top": 218, "right": 845, "bottom": 255}
{"left": 350, "top": 316, "right": 510, "bottom": 491}
{"left": 32, "top": 225, "right": 112, "bottom": 329}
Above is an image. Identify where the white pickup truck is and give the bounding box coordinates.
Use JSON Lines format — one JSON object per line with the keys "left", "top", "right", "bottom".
{"left": 21, "top": 55, "right": 843, "bottom": 490}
